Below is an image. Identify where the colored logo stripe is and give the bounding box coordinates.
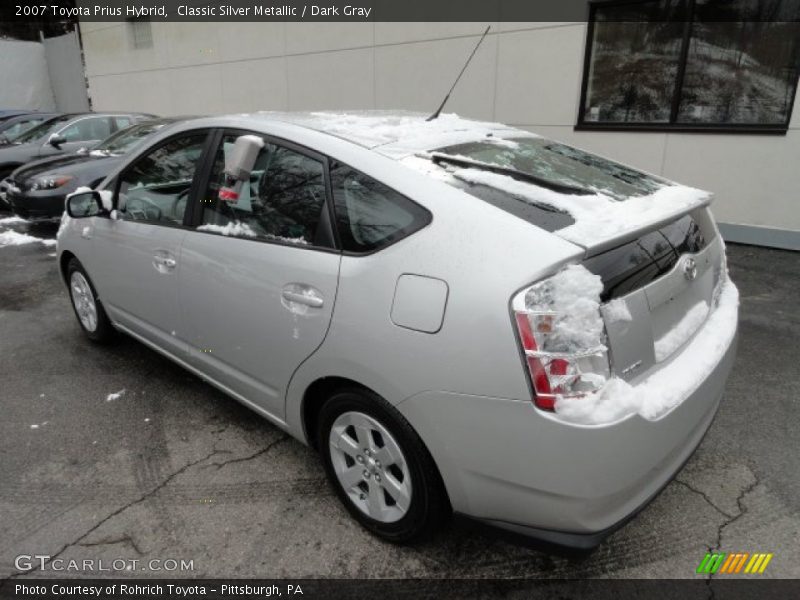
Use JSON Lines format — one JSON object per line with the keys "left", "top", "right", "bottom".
{"left": 696, "top": 552, "right": 773, "bottom": 574}
{"left": 745, "top": 553, "right": 773, "bottom": 574}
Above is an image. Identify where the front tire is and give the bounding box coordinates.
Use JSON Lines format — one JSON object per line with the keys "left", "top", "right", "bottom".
{"left": 318, "top": 388, "right": 449, "bottom": 543}
{"left": 67, "top": 258, "right": 115, "bottom": 343}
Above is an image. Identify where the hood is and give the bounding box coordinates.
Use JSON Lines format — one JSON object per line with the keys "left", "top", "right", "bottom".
{"left": 12, "top": 154, "right": 122, "bottom": 186}
{"left": 0, "top": 142, "right": 40, "bottom": 165}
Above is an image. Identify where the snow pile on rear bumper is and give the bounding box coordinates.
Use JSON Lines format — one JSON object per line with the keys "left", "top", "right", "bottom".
{"left": 555, "top": 277, "right": 739, "bottom": 425}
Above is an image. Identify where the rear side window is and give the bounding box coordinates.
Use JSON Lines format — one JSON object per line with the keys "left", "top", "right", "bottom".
{"left": 329, "top": 161, "right": 431, "bottom": 253}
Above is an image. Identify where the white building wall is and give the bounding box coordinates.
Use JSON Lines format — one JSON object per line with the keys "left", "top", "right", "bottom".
{"left": 0, "top": 39, "right": 57, "bottom": 111}
{"left": 43, "top": 30, "right": 91, "bottom": 112}
{"left": 79, "top": 21, "right": 800, "bottom": 247}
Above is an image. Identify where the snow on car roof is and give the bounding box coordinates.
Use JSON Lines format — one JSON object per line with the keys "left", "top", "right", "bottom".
{"left": 232, "top": 110, "right": 533, "bottom": 156}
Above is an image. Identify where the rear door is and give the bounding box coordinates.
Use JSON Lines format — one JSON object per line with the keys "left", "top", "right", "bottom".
{"left": 89, "top": 130, "right": 212, "bottom": 357}
{"left": 178, "top": 130, "right": 341, "bottom": 420}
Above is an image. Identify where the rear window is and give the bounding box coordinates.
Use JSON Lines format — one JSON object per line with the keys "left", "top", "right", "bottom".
{"left": 436, "top": 137, "right": 665, "bottom": 201}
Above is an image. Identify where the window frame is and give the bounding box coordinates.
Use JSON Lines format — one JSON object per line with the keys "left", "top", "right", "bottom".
{"left": 112, "top": 128, "right": 216, "bottom": 230}
{"left": 328, "top": 158, "right": 434, "bottom": 257}
{"left": 187, "top": 128, "right": 340, "bottom": 254}
{"left": 576, "top": 0, "right": 799, "bottom": 135}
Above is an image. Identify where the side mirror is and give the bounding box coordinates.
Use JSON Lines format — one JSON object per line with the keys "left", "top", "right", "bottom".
{"left": 66, "top": 190, "right": 103, "bottom": 218}
{"left": 219, "top": 134, "right": 264, "bottom": 201}
{"left": 48, "top": 133, "right": 66, "bottom": 148}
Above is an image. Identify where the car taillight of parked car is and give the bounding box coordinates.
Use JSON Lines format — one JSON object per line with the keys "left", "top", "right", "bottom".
{"left": 512, "top": 268, "right": 611, "bottom": 411}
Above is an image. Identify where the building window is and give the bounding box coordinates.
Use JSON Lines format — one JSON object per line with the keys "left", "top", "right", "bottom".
{"left": 128, "top": 18, "right": 152, "bottom": 49}
{"left": 578, "top": 0, "right": 800, "bottom": 132}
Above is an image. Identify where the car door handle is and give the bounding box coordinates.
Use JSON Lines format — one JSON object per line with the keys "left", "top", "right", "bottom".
{"left": 281, "top": 287, "right": 324, "bottom": 308}
{"left": 153, "top": 254, "right": 177, "bottom": 273}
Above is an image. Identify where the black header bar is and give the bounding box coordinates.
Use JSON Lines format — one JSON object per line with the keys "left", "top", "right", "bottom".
{"left": 4, "top": 0, "right": 800, "bottom": 22}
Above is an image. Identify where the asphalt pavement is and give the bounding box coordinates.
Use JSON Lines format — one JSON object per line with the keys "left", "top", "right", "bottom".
{"left": 0, "top": 214, "right": 797, "bottom": 582}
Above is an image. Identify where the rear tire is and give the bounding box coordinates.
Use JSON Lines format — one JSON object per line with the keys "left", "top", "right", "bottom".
{"left": 318, "top": 388, "right": 449, "bottom": 543}
{"left": 67, "top": 258, "right": 115, "bottom": 343}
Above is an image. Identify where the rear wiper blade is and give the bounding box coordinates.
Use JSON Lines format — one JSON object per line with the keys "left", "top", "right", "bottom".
{"left": 427, "top": 152, "right": 594, "bottom": 196}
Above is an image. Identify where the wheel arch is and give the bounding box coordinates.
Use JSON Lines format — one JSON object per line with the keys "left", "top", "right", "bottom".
{"left": 59, "top": 249, "right": 77, "bottom": 286}
{"left": 302, "top": 376, "right": 373, "bottom": 451}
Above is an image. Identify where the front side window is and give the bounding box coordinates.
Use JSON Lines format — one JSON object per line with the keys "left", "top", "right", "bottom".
{"left": 60, "top": 117, "right": 113, "bottom": 142}
{"left": 329, "top": 161, "right": 431, "bottom": 253}
{"left": 117, "top": 133, "right": 207, "bottom": 225}
{"left": 199, "top": 135, "right": 326, "bottom": 246}
{"left": 580, "top": 0, "right": 800, "bottom": 131}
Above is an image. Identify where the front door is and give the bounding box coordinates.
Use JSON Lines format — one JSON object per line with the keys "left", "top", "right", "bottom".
{"left": 90, "top": 131, "right": 210, "bottom": 357}
{"left": 178, "top": 132, "right": 341, "bottom": 420}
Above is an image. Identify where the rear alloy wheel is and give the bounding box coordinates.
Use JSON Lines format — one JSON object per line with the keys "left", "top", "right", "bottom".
{"left": 329, "top": 411, "right": 412, "bottom": 523}
{"left": 318, "top": 389, "right": 448, "bottom": 543}
{"left": 67, "top": 258, "right": 115, "bottom": 343}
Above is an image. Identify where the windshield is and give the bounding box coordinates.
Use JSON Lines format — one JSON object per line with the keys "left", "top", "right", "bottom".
{"left": 433, "top": 137, "right": 666, "bottom": 201}
{"left": 13, "top": 115, "right": 73, "bottom": 144}
{"left": 92, "top": 121, "right": 169, "bottom": 156}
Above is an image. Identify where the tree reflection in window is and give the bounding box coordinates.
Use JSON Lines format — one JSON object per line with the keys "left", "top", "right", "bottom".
{"left": 581, "top": 0, "right": 800, "bottom": 129}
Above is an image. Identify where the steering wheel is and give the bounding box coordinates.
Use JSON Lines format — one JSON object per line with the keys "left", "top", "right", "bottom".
{"left": 126, "top": 194, "right": 162, "bottom": 221}
{"left": 170, "top": 188, "right": 190, "bottom": 221}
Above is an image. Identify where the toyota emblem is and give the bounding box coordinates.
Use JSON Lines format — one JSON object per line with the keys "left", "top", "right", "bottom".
{"left": 683, "top": 257, "right": 698, "bottom": 281}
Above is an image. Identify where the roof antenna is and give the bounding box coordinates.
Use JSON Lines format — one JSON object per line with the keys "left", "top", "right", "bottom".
{"left": 426, "top": 25, "right": 491, "bottom": 122}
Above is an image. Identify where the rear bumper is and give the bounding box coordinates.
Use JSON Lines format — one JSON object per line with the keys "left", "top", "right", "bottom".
{"left": 5, "top": 189, "right": 66, "bottom": 220}
{"left": 398, "top": 329, "right": 737, "bottom": 549}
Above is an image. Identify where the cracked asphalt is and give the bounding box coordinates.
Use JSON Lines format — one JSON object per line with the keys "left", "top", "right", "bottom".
{"left": 0, "top": 215, "right": 798, "bottom": 581}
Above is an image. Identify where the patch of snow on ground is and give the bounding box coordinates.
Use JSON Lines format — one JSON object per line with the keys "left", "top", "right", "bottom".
{"left": 654, "top": 300, "right": 710, "bottom": 362}
{"left": 555, "top": 277, "right": 738, "bottom": 424}
{"left": 0, "top": 230, "right": 57, "bottom": 247}
{"left": 106, "top": 389, "right": 126, "bottom": 402}
{"left": 0, "top": 216, "right": 27, "bottom": 225}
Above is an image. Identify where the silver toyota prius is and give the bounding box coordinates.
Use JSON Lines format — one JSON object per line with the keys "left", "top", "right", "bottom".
{"left": 57, "top": 112, "right": 738, "bottom": 549}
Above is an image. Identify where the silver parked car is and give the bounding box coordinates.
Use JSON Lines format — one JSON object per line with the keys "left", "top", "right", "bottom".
{"left": 57, "top": 112, "right": 738, "bottom": 549}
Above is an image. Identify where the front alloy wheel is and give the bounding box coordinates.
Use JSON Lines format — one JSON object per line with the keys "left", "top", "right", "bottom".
{"left": 66, "top": 258, "right": 115, "bottom": 343}
{"left": 70, "top": 271, "right": 98, "bottom": 332}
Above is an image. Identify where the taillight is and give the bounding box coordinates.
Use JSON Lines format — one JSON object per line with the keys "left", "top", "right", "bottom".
{"left": 512, "top": 265, "right": 610, "bottom": 411}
